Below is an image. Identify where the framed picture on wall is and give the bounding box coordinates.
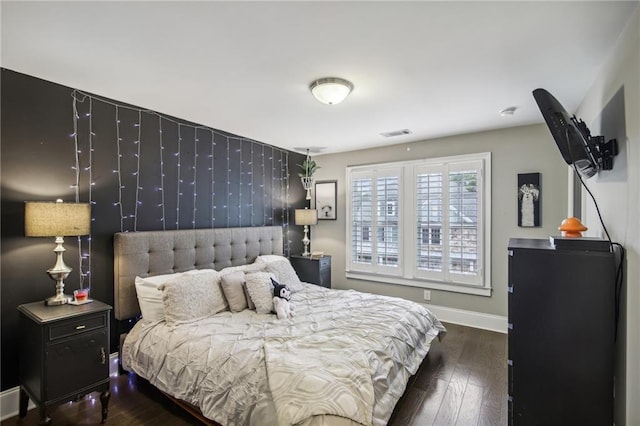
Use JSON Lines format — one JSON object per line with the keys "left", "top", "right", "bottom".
{"left": 315, "top": 180, "right": 337, "bottom": 220}
{"left": 518, "top": 172, "right": 541, "bottom": 227}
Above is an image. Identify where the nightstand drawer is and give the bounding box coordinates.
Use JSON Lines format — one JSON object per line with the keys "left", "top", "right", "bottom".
{"left": 49, "top": 313, "right": 107, "bottom": 341}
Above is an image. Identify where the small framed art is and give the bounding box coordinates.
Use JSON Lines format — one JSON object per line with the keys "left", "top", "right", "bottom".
{"left": 518, "top": 172, "right": 541, "bottom": 227}
{"left": 315, "top": 180, "right": 337, "bottom": 220}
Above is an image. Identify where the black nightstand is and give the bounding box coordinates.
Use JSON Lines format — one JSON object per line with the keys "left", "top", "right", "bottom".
{"left": 290, "top": 255, "right": 331, "bottom": 288}
{"left": 17, "top": 300, "right": 112, "bottom": 425}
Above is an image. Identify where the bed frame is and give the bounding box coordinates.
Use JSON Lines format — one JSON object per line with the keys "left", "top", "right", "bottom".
{"left": 113, "top": 225, "right": 440, "bottom": 426}
{"left": 113, "top": 226, "right": 284, "bottom": 424}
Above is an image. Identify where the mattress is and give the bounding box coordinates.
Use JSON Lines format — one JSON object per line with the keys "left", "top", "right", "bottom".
{"left": 122, "top": 284, "right": 446, "bottom": 426}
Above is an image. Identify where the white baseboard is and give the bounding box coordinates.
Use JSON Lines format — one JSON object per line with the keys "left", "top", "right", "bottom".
{"left": 423, "top": 303, "right": 508, "bottom": 334}
{"left": 0, "top": 353, "right": 119, "bottom": 421}
{"left": 0, "top": 387, "right": 35, "bottom": 421}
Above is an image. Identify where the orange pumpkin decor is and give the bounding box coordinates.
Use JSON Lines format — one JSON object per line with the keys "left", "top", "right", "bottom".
{"left": 558, "top": 217, "right": 588, "bottom": 237}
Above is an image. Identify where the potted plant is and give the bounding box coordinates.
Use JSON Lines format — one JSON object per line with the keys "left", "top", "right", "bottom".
{"left": 297, "top": 158, "right": 320, "bottom": 179}
{"left": 298, "top": 153, "right": 320, "bottom": 200}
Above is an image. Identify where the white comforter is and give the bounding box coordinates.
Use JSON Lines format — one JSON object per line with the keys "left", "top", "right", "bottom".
{"left": 122, "top": 284, "right": 446, "bottom": 426}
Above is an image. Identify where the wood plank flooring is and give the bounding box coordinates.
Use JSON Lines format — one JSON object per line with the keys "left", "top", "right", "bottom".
{"left": 388, "top": 323, "right": 508, "bottom": 426}
{"left": 2, "top": 323, "right": 507, "bottom": 426}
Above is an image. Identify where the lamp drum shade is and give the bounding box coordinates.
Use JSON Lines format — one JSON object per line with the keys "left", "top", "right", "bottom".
{"left": 25, "top": 202, "right": 91, "bottom": 237}
{"left": 295, "top": 208, "right": 318, "bottom": 226}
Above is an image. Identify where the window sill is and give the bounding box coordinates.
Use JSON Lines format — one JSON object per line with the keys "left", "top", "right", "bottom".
{"left": 345, "top": 271, "right": 492, "bottom": 297}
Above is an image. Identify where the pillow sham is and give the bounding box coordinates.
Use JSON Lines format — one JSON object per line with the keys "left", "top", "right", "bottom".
{"left": 134, "top": 269, "right": 214, "bottom": 323}
{"left": 219, "top": 262, "right": 266, "bottom": 276}
{"left": 134, "top": 277, "right": 166, "bottom": 323}
{"left": 243, "top": 283, "right": 256, "bottom": 310}
{"left": 244, "top": 272, "right": 276, "bottom": 315}
{"left": 160, "top": 270, "right": 226, "bottom": 325}
{"left": 264, "top": 259, "right": 304, "bottom": 293}
{"left": 254, "top": 255, "right": 288, "bottom": 264}
{"left": 220, "top": 271, "right": 248, "bottom": 312}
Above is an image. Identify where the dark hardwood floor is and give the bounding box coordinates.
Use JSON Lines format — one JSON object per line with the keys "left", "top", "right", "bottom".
{"left": 3, "top": 323, "right": 507, "bottom": 426}
{"left": 387, "top": 323, "right": 507, "bottom": 426}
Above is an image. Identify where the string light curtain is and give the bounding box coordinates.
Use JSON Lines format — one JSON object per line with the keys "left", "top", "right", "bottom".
{"left": 70, "top": 90, "right": 292, "bottom": 288}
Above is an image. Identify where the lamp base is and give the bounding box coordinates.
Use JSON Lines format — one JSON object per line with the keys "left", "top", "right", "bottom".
{"left": 302, "top": 225, "right": 311, "bottom": 257}
{"left": 45, "top": 237, "right": 73, "bottom": 307}
{"left": 45, "top": 293, "right": 72, "bottom": 306}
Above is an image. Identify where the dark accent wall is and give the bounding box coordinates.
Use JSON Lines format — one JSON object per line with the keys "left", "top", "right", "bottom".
{"left": 0, "top": 69, "right": 307, "bottom": 391}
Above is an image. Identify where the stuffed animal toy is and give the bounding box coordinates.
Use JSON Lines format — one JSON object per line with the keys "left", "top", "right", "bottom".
{"left": 271, "top": 278, "right": 294, "bottom": 320}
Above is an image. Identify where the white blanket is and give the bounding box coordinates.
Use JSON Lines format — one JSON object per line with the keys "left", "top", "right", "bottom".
{"left": 122, "top": 284, "right": 446, "bottom": 426}
{"left": 265, "top": 334, "right": 374, "bottom": 426}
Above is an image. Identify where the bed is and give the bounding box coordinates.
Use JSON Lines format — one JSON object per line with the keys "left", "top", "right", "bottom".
{"left": 114, "top": 226, "right": 446, "bottom": 426}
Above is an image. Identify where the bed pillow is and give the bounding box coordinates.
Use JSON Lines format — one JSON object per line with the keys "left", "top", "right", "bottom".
{"left": 134, "top": 276, "right": 166, "bottom": 323}
{"left": 134, "top": 270, "right": 214, "bottom": 323}
{"left": 243, "top": 283, "right": 256, "bottom": 310}
{"left": 219, "top": 262, "right": 266, "bottom": 276}
{"left": 244, "top": 272, "right": 276, "bottom": 314}
{"left": 263, "top": 259, "right": 305, "bottom": 293}
{"left": 219, "top": 263, "right": 266, "bottom": 311}
{"left": 220, "top": 271, "right": 248, "bottom": 312}
{"left": 160, "top": 270, "right": 226, "bottom": 325}
{"left": 254, "top": 255, "right": 288, "bottom": 264}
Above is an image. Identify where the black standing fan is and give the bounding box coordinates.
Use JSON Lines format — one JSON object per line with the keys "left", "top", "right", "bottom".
{"left": 533, "top": 88, "right": 617, "bottom": 178}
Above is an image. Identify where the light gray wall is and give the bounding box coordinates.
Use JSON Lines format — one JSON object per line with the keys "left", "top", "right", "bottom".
{"left": 575, "top": 5, "right": 639, "bottom": 425}
{"left": 310, "top": 123, "right": 567, "bottom": 317}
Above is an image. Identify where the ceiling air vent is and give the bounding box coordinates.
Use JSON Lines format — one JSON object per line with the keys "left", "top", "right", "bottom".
{"left": 380, "top": 129, "right": 412, "bottom": 138}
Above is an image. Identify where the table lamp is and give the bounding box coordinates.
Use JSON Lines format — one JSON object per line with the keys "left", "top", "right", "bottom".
{"left": 24, "top": 199, "right": 91, "bottom": 306}
{"left": 295, "top": 208, "right": 317, "bottom": 257}
{"left": 558, "top": 217, "right": 588, "bottom": 237}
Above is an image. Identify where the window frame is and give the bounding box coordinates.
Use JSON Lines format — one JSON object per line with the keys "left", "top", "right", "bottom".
{"left": 345, "top": 152, "right": 492, "bottom": 297}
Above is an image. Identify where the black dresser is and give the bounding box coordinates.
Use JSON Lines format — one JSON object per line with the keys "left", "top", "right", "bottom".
{"left": 507, "top": 238, "right": 616, "bottom": 426}
{"left": 290, "top": 255, "right": 331, "bottom": 288}
{"left": 18, "top": 300, "right": 112, "bottom": 425}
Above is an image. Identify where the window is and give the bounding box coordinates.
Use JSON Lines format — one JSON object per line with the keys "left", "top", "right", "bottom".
{"left": 346, "top": 153, "right": 491, "bottom": 296}
{"left": 349, "top": 167, "right": 402, "bottom": 274}
{"left": 420, "top": 227, "right": 441, "bottom": 245}
{"left": 362, "top": 226, "right": 371, "bottom": 242}
{"left": 386, "top": 201, "right": 397, "bottom": 216}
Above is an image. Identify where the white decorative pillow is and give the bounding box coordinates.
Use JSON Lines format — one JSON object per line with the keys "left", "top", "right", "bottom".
{"left": 134, "top": 276, "right": 166, "bottom": 323}
{"left": 244, "top": 272, "right": 276, "bottom": 314}
{"left": 160, "top": 270, "right": 226, "bottom": 325}
{"left": 134, "top": 270, "right": 214, "bottom": 323}
{"left": 243, "top": 283, "right": 256, "bottom": 310}
{"left": 254, "top": 255, "right": 288, "bottom": 264}
{"left": 264, "top": 259, "right": 304, "bottom": 293}
{"left": 220, "top": 271, "right": 248, "bottom": 312}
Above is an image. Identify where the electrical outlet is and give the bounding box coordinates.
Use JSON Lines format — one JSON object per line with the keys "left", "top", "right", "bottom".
{"left": 423, "top": 290, "right": 431, "bottom": 301}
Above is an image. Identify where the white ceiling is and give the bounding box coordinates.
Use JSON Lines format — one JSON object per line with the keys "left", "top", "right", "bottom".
{"left": 1, "top": 1, "right": 638, "bottom": 155}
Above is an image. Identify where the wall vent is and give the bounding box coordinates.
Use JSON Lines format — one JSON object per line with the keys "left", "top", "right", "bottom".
{"left": 380, "top": 129, "right": 412, "bottom": 138}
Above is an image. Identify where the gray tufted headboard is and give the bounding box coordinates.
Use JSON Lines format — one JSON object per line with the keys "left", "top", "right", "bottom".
{"left": 113, "top": 226, "right": 284, "bottom": 320}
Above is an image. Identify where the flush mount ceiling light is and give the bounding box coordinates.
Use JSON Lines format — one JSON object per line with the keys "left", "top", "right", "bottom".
{"left": 310, "top": 77, "right": 353, "bottom": 105}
